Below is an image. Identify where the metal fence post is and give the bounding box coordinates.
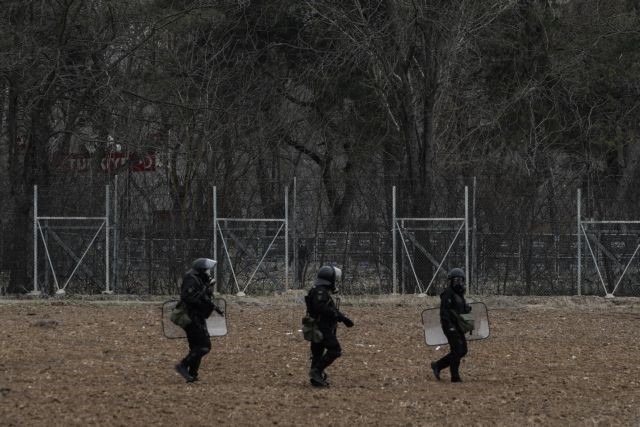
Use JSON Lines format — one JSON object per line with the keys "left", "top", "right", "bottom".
{"left": 112, "top": 175, "right": 118, "bottom": 293}
{"left": 104, "top": 185, "right": 111, "bottom": 294}
{"left": 472, "top": 177, "right": 477, "bottom": 293}
{"left": 213, "top": 185, "right": 217, "bottom": 293}
{"left": 465, "top": 185, "right": 469, "bottom": 292}
{"left": 32, "top": 185, "right": 39, "bottom": 295}
{"left": 577, "top": 188, "right": 581, "bottom": 296}
{"left": 285, "top": 185, "right": 289, "bottom": 291}
{"left": 392, "top": 186, "right": 397, "bottom": 294}
{"left": 293, "top": 177, "right": 297, "bottom": 289}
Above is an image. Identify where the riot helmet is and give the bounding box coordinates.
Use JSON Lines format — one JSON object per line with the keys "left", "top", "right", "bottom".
{"left": 447, "top": 267, "right": 465, "bottom": 294}
{"left": 314, "top": 265, "right": 342, "bottom": 292}
{"left": 192, "top": 258, "right": 217, "bottom": 279}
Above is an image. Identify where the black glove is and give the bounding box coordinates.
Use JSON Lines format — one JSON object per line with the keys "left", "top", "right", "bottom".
{"left": 342, "top": 317, "right": 354, "bottom": 328}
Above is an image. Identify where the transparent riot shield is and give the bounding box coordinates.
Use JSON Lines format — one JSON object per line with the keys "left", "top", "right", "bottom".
{"left": 421, "top": 302, "right": 490, "bottom": 346}
{"left": 162, "top": 298, "right": 228, "bottom": 339}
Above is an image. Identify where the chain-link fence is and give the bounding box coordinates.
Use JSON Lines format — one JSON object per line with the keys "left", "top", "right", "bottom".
{"left": 2, "top": 171, "right": 640, "bottom": 297}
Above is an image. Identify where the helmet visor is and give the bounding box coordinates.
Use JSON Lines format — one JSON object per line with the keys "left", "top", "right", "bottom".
{"left": 333, "top": 267, "right": 342, "bottom": 281}
{"left": 193, "top": 258, "right": 217, "bottom": 270}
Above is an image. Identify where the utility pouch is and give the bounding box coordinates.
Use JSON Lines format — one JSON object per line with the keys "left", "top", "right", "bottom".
{"left": 460, "top": 313, "right": 475, "bottom": 332}
{"left": 452, "top": 311, "right": 474, "bottom": 334}
{"left": 302, "top": 315, "right": 323, "bottom": 343}
{"left": 170, "top": 302, "right": 192, "bottom": 329}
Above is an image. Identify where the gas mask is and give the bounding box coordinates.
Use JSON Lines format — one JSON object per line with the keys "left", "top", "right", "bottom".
{"left": 451, "top": 276, "right": 466, "bottom": 294}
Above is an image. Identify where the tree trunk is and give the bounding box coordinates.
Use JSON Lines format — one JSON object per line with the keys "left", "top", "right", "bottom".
{"left": 8, "top": 94, "right": 52, "bottom": 293}
{"left": 615, "top": 130, "right": 640, "bottom": 212}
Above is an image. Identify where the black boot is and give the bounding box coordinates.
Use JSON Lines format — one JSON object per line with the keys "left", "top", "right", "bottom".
{"left": 175, "top": 362, "right": 194, "bottom": 382}
{"left": 322, "top": 371, "right": 330, "bottom": 386}
{"left": 430, "top": 362, "right": 441, "bottom": 381}
{"left": 309, "top": 368, "right": 328, "bottom": 387}
{"left": 188, "top": 359, "right": 201, "bottom": 382}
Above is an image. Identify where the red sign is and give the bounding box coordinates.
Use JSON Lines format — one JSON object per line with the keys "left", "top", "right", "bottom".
{"left": 60, "top": 152, "right": 156, "bottom": 173}
{"left": 130, "top": 152, "right": 156, "bottom": 172}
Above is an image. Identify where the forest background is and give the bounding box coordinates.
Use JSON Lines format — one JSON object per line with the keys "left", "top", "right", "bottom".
{"left": 1, "top": 0, "right": 639, "bottom": 296}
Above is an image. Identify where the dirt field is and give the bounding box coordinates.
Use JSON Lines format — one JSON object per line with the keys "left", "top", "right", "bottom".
{"left": 1, "top": 294, "right": 639, "bottom": 426}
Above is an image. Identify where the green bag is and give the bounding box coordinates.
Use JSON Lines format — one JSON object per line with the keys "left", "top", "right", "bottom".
{"left": 452, "top": 311, "right": 474, "bottom": 334}
{"left": 460, "top": 313, "right": 474, "bottom": 332}
{"left": 170, "top": 302, "right": 192, "bottom": 329}
{"left": 302, "top": 315, "right": 323, "bottom": 343}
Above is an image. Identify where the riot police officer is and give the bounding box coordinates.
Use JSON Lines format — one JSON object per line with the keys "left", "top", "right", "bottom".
{"left": 174, "top": 258, "right": 223, "bottom": 383}
{"left": 305, "top": 265, "right": 354, "bottom": 387}
{"left": 431, "top": 267, "right": 472, "bottom": 383}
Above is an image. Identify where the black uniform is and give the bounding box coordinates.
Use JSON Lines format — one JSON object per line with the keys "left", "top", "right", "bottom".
{"left": 432, "top": 285, "right": 471, "bottom": 382}
{"left": 178, "top": 270, "right": 216, "bottom": 380}
{"left": 307, "top": 285, "right": 342, "bottom": 372}
{"left": 306, "top": 284, "right": 353, "bottom": 386}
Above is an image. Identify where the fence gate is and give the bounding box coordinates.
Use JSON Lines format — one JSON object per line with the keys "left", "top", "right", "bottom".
{"left": 577, "top": 189, "right": 640, "bottom": 297}
{"left": 213, "top": 186, "right": 288, "bottom": 296}
{"left": 392, "top": 186, "right": 469, "bottom": 295}
{"left": 33, "top": 185, "right": 111, "bottom": 295}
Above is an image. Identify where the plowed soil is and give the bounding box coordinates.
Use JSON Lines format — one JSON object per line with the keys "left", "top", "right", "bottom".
{"left": 1, "top": 295, "right": 639, "bottom": 426}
